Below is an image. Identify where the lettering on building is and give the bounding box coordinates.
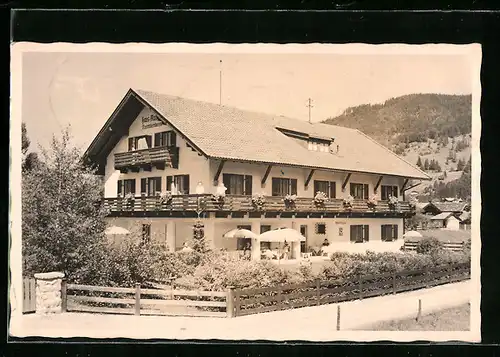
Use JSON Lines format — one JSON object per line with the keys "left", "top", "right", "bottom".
{"left": 141, "top": 114, "right": 164, "bottom": 129}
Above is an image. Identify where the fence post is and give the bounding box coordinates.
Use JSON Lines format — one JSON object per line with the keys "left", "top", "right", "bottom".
{"left": 392, "top": 272, "right": 396, "bottom": 295}
{"left": 61, "top": 278, "right": 67, "bottom": 313}
{"left": 277, "top": 287, "right": 283, "bottom": 311}
{"left": 315, "top": 279, "right": 321, "bottom": 306}
{"left": 168, "top": 276, "right": 175, "bottom": 300}
{"left": 226, "top": 286, "right": 235, "bottom": 318}
{"left": 358, "top": 277, "right": 363, "bottom": 300}
{"left": 336, "top": 305, "right": 341, "bottom": 331}
{"left": 135, "top": 283, "right": 141, "bottom": 316}
{"left": 416, "top": 299, "right": 422, "bottom": 322}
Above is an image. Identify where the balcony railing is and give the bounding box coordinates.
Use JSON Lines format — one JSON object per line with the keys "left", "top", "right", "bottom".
{"left": 103, "top": 194, "right": 413, "bottom": 216}
{"left": 114, "top": 146, "right": 179, "bottom": 172}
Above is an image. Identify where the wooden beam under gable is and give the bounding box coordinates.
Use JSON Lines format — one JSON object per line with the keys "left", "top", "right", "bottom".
{"left": 374, "top": 176, "right": 384, "bottom": 194}
{"left": 304, "top": 169, "right": 315, "bottom": 189}
{"left": 213, "top": 160, "right": 226, "bottom": 186}
{"left": 400, "top": 178, "right": 409, "bottom": 195}
{"left": 341, "top": 173, "right": 352, "bottom": 192}
{"left": 261, "top": 165, "right": 273, "bottom": 186}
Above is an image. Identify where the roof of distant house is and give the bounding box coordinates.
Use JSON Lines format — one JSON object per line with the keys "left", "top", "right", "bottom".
{"left": 430, "top": 212, "right": 456, "bottom": 220}
{"left": 84, "top": 88, "right": 432, "bottom": 180}
{"left": 424, "top": 201, "right": 469, "bottom": 213}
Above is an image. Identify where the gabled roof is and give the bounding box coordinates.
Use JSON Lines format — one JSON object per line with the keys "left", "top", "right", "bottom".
{"left": 85, "top": 88, "right": 432, "bottom": 180}
{"left": 459, "top": 211, "right": 471, "bottom": 222}
{"left": 423, "top": 201, "right": 469, "bottom": 213}
{"left": 430, "top": 212, "right": 455, "bottom": 220}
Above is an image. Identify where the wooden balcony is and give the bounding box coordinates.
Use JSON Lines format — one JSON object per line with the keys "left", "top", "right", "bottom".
{"left": 114, "top": 146, "right": 179, "bottom": 173}
{"left": 104, "top": 194, "right": 414, "bottom": 218}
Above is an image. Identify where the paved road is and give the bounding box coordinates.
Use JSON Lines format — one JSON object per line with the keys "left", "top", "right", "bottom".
{"left": 11, "top": 281, "right": 473, "bottom": 342}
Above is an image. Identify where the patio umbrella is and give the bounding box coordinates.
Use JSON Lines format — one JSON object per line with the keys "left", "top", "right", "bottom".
{"left": 223, "top": 228, "right": 259, "bottom": 240}
{"left": 258, "top": 228, "right": 306, "bottom": 243}
{"left": 105, "top": 225, "right": 131, "bottom": 235}
{"left": 403, "top": 230, "right": 423, "bottom": 239}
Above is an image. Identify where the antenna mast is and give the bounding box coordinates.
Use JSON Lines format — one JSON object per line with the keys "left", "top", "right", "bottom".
{"left": 219, "top": 60, "right": 222, "bottom": 106}
{"left": 306, "top": 98, "right": 314, "bottom": 123}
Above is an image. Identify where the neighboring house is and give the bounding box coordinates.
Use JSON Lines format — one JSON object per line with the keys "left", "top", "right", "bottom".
{"left": 421, "top": 201, "right": 470, "bottom": 216}
{"left": 458, "top": 211, "right": 471, "bottom": 230}
{"left": 83, "top": 88, "right": 431, "bottom": 258}
{"left": 429, "top": 212, "right": 461, "bottom": 230}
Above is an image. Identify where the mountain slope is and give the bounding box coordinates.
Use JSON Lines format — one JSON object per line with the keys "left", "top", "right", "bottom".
{"left": 323, "top": 93, "right": 471, "bottom": 149}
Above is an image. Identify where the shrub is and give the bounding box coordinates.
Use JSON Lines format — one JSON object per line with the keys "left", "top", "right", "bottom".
{"left": 415, "top": 237, "right": 444, "bottom": 254}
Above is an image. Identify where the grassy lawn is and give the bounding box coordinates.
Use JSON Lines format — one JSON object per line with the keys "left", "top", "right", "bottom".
{"left": 358, "top": 303, "right": 470, "bottom": 331}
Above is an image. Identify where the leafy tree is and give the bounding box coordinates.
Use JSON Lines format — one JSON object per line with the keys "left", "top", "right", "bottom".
{"left": 463, "top": 156, "right": 471, "bottom": 174}
{"left": 22, "top": 126, "right": 109, "bottom": 282}
{"left": 22, "top": 122, "right": 39, "bottom": 172}
{"left": 457, "top": 158, "right": 465, "bottom": 171}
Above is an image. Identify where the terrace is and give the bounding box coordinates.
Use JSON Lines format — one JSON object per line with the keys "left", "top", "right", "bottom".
{"left": 114, "top": 146, "right": 179, "bottom": 173}
{"left": 103, "top": 194, "right": 414, "bottom": 218}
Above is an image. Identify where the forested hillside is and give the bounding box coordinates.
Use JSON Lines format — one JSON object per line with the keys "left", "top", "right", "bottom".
{"left": 323, "top": 93, "right": 472, "bottom": 200}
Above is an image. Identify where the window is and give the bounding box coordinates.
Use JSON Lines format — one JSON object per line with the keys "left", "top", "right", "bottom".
{"left": 154, "top": 131, "right": 177, "bottom": 147}
{"left": 142, "top": 224, "right": 151, "bottom": 243}
{"left": 237, "top": 225, "right": 252, "bottom": 250}
{"left": 141, "top": 177, "right": 162, "bottom": 196}
{"left": 117, "top": 179, "right": 136, "bottom": 196}
{"left": 222, "top": 174, "right": 253, "bottom": 195}
{"left": 128, "top": 135, "right": 152, "bottom": 151}
{"left": 350, "top": 183, "right": 369, "bottom": 199}
{"left": 308, "top": 140, "right": 330, "bottom": 152}
{"left": 167, "top": 175, "right": 190, "bottom": 194}
{"left": 271, "top": 178, "right": 297, "bottom": 196}
{"left": 260, "top": 225, "right": 272, "bottom": 250}
{"left": 350, "top": 225, "right": 369, "bottom": 243}
{"left": 381, "top": 185, "right": 399, "bottom": 200}
{"left": 313, "top": 180, "right": 336, "bottom": 198}
{"left": 315, "top": 223, "right": 326, "bottom": 235}
{"left": 381, "top": 224, "right": 399, "bottom": 241}
{"left": 300, "top": 225, "right": 308, "bottom": 253}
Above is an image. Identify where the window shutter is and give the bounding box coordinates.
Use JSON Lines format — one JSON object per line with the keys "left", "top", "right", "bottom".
{"left": 169, "top": 131, "right": 177, "bottom": 147}
{"left": 364, "top": 184, "right": 369, "bottom": 199}
{"left": 183, "top": 175, "right": 190, "bottom": 194}
{"left": 394, "top": 225, "right": 398, "bottom": 240}
{"left": 272, "top": 178, "right": 279, "bottom": 196}
{"left": 128, "top": 138, "right": 134, "bottom": 151}
{"left": 141, "top": 178, "right": 147, "bottom": 195}
{"left": 350, "top": 226, "right": 357, "bottom": 242}
{"left": 117, "top": 180, "right": 123, "bottom": 196}
{"left": 130, "top": 179, "right": 136, "bottom": 194}
{"left": 393, "top": 186, "right": 399, "bottom": 198}
{"left": 330, "top": 182, "right": 336, "bottom": 198}
{"left": 154, "top": 133, "right": 161, "bottom": 147}
{"left": 166, "top": 176, "right": 173, "bottom": 192}
{"left": 156, "top": 177, "right": 162, "bottom": 193}
{"left": 222, "top": 174, "right": 231, "bottom": 194}
{"left": 291, "top": 179, "right": 298, "bottom": 195}
{"left": 363, "top": 225, "right": 369, "bottom": 242}
{"left": 350, "top": 183, "right": 355, "bottom": 197}
{"left": 145, "top": 135, "right": 152, "bottom": 148}
{"left": 244, "top": 175, "right": 252, "bottom": 195}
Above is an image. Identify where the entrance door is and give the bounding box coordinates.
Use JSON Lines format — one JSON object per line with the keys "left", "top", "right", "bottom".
{"left": 300, "top": 225, "right": 308, "bottom": 253}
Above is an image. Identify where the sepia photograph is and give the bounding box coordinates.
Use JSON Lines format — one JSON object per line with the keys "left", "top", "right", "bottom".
{"left": 9, "top": 43, "right": 481, "bottom": 342}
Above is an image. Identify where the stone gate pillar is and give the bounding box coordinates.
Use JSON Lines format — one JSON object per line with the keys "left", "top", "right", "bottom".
{"left": 34, "top": 272, "right": 65, "bottom": 314}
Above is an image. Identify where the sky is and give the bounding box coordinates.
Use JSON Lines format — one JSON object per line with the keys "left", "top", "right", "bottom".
{"left": 21, "top": 50, "right": 473, "bottom": 152}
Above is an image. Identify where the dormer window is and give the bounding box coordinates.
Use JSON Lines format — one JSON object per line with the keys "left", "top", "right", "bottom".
{"left": 308, "top": 140, "right": 330, "bottom": 152}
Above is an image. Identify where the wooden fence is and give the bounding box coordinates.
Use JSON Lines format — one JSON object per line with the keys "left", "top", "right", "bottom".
{"left": 403, "top": 240, "right": 466, "bottom": 252}
{"left": 62, "top": 263, "right": 469, "bottom": 318}
{"left": 227, "top": 263, "right": 470, "bottom": 317}
{"left": 22, "top": 278, "right": 36, "bottom": 314}
{"left": 64, "top": 283, "right": 228, "bottom": 318}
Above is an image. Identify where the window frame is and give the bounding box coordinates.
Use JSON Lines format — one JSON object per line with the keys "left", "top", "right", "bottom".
{"left": 350, "top": 183, "right": 369, "bottom": 200}
{"left": 166, "top": 174, "right": 190, "bottom": 195}
{"left": 381, "top": 185, "right": 399, "bottom": 200}
{"left": 350, "top": 224, "right": 369, "bottom": 243}
{"left": 128, "top": 135, "right": 153, "bottom": 151}
{"left": 222, "top": 173, "right": 253, "bottom": 195}
{"left": 117, "top": 179, "right": 136, "bottom": 196}
{"left": 315, "top": 223, "right": 327, "bottom": 235}
{"left": 313, "top": 180, "right": 336, "bottom": 198}
{"left": 271, "top": 177, "right": 298, "bottom": 196}
{"left": 141, "top": 177, "right": 162, "bottom": 196}
{"left": 381, "top": 224, "right": 398, "bottom": 242}
{"left": 154, "top": 130, "right": 177, "bottom": 148}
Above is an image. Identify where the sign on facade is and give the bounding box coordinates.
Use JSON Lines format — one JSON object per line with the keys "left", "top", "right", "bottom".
{"left": 142, "top": 114, "right": 164, "bottom": 129}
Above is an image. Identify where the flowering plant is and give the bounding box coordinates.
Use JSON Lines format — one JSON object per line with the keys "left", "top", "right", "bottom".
{"left": 283, "top": 194, "right": 297, "bottom": 207}
{"left": 408, "top": 196, "right": 418, "bottom": 210}
{"left": 157, "top": 191, "right": 173, "bottom": 205}
{"left": 388, "top": 195, "right": 399, "bottom": 209}
{"left": 313, "top": 191, "right": 328, "bottom": 206}
{"left": 211, "top": 193, "right": 225, "bottom": 202}
{"left": 343, "top": 194, "right": 354, "bottom": 208}
{"left": 252, "top": 193, "right": 266, "bottom": 210}
{"left": 367, "top": 195, "right": 378, "bottom": 209}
